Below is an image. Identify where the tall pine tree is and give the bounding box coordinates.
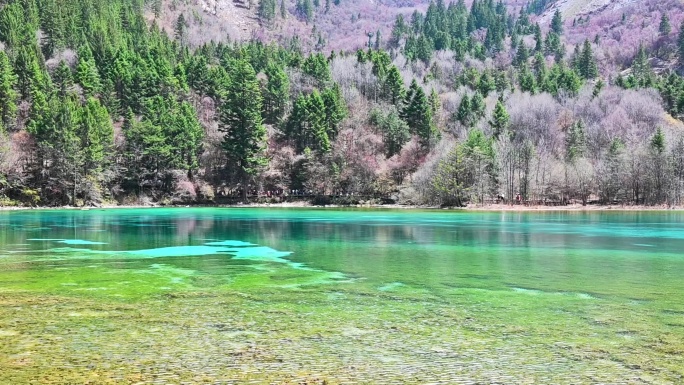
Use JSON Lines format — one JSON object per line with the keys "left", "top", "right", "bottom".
{"left": 263, "top": 63, "right": 290, "bottom": 124}
{"left": 0, "top": 51, "right": 18, "bottom": 131}
{"left": 219, "top": 59, "right": 268, "bottom": 200}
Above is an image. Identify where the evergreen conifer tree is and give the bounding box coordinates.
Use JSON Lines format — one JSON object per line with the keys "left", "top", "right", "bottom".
{"left": 53, "top": 60, "right": 73, "bottom": 98}
{"left": 306, "top": 90, "right": 330, "bottom": 152}
{"left": 219, "top": 60, "right": 268, "bottom": 200}
{"left": 79, "top": 97, "right": 114, "bottom": 178}
{"left": 281, "top": 0, "right": 287, "bottom": 18}
{"left": 534, "top": 23, "right": 543, "bottom": 52}
{"left": 660, "top": 13, "right": 671, "bottom": 36}
{"left": 0, "top": 51, "right": 18, "bottom": 131}
{"left": 470, "top": 92, "right": 485, "bottom": 121}
{"left": 75, "top": 46, "right": 102, "bottom": 98}
{"left": 175, "top": 14, "right": 187, "bottom": 44}
{"left": 263, "top": 63, "right": 290, "bottom": 124}
{"left": 551, "top": 9, "right": 563, "bottom": 35}
{"left": 384, "top": 65, "right": 405, "bottom": 106}
{"left": 578, "top": 39, "right": 598, "bottom": 79}
{"left": 490, "top": 100, "right": 509, "bottom": 138}
{"left": 403, "top": 82, "right": 434, "bottom": 147}
{"left": 259, "top": 0, "right": 277, "bottom": 22}
{"left": 456, "top": 94, "right": 472, "bottom": 126}
{"left": 321, "top": 84, "right": 347, "bottom": 140}
{"left": 514, "top": 43, "right": 529, "bottom": 68}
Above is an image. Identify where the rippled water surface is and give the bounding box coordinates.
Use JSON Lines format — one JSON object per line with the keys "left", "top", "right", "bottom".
{"left": 1, "top": 208, "right": 683, "bottom": 384}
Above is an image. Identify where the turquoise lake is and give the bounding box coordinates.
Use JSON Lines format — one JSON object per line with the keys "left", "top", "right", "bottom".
{"left": 0, "top": 208, "right": 683, "bottom": 383}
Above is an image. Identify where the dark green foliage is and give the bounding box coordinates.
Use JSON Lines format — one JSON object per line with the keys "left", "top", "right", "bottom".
{"left": 369, "top": 50, "right": 391, "bottom": 84}
{"left": 145, "top": 96, "right": 203, "bottom": 173}
{"left": 259, "top": 0, "right": 278, "bottom": 22}
{"left": 123, "top": 95, "right": 203, "bottom": 193}
{"left": 532, "top": 52, "right": 547, "bottom": 86}
{"left": 477, "top": 70, "right": 495, "bottom": 97}
{"left": 630, "top": 44, "right": 654, "bottom": 88}
{"left": 14, "top": 47, "right": 47, "bottom": 100}
{"left": 470, "top": 92, "right": 486, "bottom": 122}
{"left": 489, "top": 100, "right": 509, "bottom": 138}
{"left": 75, "top": 46, "right": 102, "bottom": 98}
{"left": 263, "top": 63, "right": 290, "bottom": 124}
{"left": 544, "top": 32, "right": 564, "bottom": 60}
{"left": 494, "top": 70, "right": 510, "bottom": 93}
{"left": 53, "top": 61, "right": 74, "bottom": 98}
{"left": 175, "top": 14, "right": 187, "bottom": 44}
{"left": 660, "top": 14, "right": 671, "bottom": 36}
{"left": 456, "top": 94, "right": 472, "bottom": 126}
{"left": 402, "top": 80, "right": 436, "bottom": 148}
{"left": 0, "top": 0, "right": 681, "bottom": 209}
{"left": 0, "top": 2, "right": 34, "bottom": 49}
{"left": 24, "top": 89, "right": 114, "bottom": 204}
{"left": 651, "top": 127, "right": 666, "bottom": 154}
{"left": 285, "top": 84, "right": 345, "bottom": 153}
{"left": 0, "top": 51, "right": 18, "bottom": 131}
{"left": 286, "top": 92, "right": 329, "bottom": 153}
{"left": 123, "top": 108, "right": 170, "bottom": 194}
{"left": 370, "top": 107, "right": 410, "bottom": 158}
{"left": 533, "top": 24, "right": 543, "bottom": 52}
{"left": 565, "top": 120, "right": 586, "bottom": 163}
{"left": 429, "top": 89, "right": 440, "bottom": 119}
{"left": 575, "top": 40, "right": 598, "bottom": 79}
{"left": 296, "top": 0, "right": 314, "bottom": 22}
{"left": 79, "top": 97, "right": 114, "bottom": 178}
{"left": 303, "top": 90, "right": 329, "bottom": 152}
{"left": 592, "top": 79, "right": 604, "bottom": 99}
{"left": 302, "top": 53, "right": 331, "bottom": 84}
{"left": 542, "top": 63, "right": 582, "bottom": 96}
{"left": 219, "top": 60, "right": 268, "bottom": 192}
{"left": 514, "top": 42, "right": 529, "bottom": 68}
{"left": 321, "top": 84, "right": 347, "bottom": 140}
{"left": 455, "top": 91, "right": 485, "bottom": 127}
{"left": 281, "top": 0, "right": 287, "bottom": 18}
{"left": 398, "top": 0, "right": 507, "bottom": 63}
{"left": 551, "top": 9, "right": 563, "bottom": 35}
{"left": 657, "top": 72, "right": 684, "bottom": 117}
{"left": 519, "top": 64, "right": 536, "bottom": 93}
{"left": 432, "top": 144, "right": 468, "bottom": 206}
{"left": 384, "top": 65, "right": 405, "bottom": 106}
{"left": 0, "top": 0, "right": 290, "bottom": 203}
{"left": 526, "top": 0, "right": 557, "bottom": 15}
{"left": 389, "top": 14, "right": 407, "bottom": 48}
{"left": 40, "top": 0, "right": 64, "bottom": 57}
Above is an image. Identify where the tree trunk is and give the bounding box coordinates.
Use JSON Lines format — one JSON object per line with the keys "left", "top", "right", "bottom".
{"left": 241, "top": 170, "right": 249, "bottom": 203}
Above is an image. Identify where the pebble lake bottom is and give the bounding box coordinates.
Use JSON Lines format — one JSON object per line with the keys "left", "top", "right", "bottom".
{"left": 0, "top": 208, "right": 682, "bottom": 384}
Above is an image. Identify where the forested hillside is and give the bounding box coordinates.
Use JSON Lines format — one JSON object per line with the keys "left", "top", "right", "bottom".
{"left": 0, "top": 0, "right": 683, "bottom": 207}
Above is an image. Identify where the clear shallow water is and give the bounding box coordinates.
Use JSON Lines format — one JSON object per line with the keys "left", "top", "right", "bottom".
{"left": 0, "top": 208, "right": 683, "bottom": 384}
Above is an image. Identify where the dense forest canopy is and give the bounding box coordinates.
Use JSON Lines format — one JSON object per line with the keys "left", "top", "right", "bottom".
{"left": 0, "top": 0, "right": 683, "bottom": 207}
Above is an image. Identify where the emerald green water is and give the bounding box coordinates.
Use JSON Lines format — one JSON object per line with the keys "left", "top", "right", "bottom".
{"left": 1, "top": 208, "right": 683, "bottom": 384}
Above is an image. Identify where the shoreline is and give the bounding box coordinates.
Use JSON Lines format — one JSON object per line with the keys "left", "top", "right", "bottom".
{"left": 0, "top": 201, "right": 682, "bottom": 212}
